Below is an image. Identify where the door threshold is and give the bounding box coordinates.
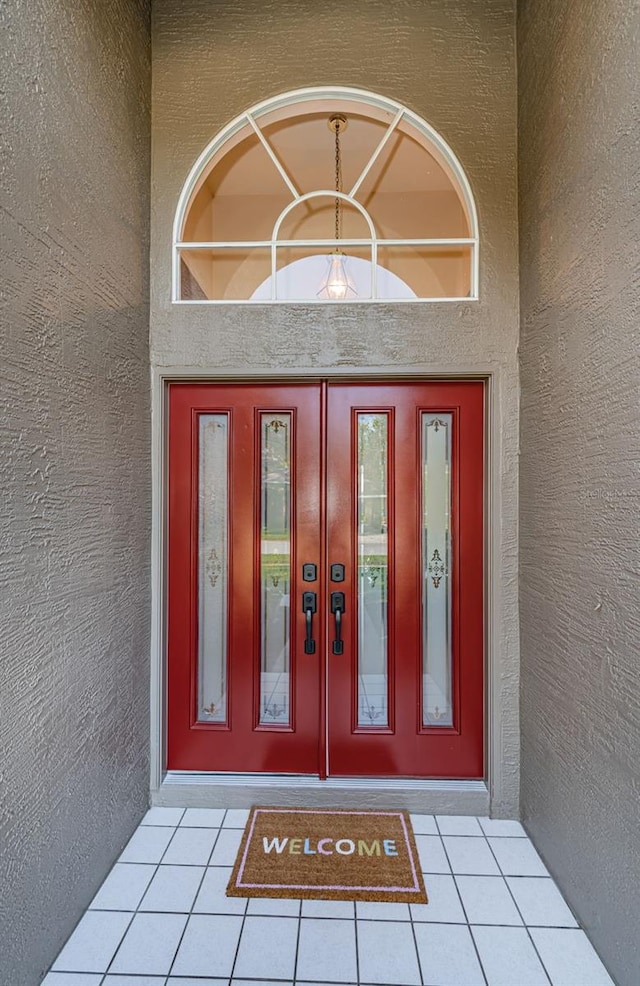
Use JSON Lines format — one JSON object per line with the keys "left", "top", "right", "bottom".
{"left": 153, "top": 771, "right": 489, "bottom": 815}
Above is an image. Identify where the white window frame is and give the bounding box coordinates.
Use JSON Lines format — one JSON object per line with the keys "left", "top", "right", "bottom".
{"left": 172, "top": 86, "right": 479, "bottom": 304}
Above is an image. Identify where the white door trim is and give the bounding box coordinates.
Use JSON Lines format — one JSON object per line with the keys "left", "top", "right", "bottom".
{"left": 150, "top": 365, "right": 506, "bottom": 815}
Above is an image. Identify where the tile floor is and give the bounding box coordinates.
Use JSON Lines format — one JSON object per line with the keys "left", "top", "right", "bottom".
{"left": 42, "top": 808, "right": 615, "bottom": 986}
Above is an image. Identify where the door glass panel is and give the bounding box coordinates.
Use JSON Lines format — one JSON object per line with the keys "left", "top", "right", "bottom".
{"left": 357, "top": 413, "right": 389, "bottom": 726}
{"left": 259, "top": 414, "right": 292, "bottom": 725}
{"left": 198, "top": 414, "right": 229, "bottom": 723}
{"left": 422, "top": 414, "right": 453, "bottom": 726}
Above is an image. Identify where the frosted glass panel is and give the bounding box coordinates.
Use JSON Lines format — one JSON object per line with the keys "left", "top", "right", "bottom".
{"left": 198, "top": 414, "right": 229, "bottom": 723}
{"left": 422, "top": 414, "right": 453, "bottom": 726}
{"left": 357, "top": 413, "right": 389, "bottom": 726}
{"left": 260, "top": 414, "right": 292, "bottom": 725}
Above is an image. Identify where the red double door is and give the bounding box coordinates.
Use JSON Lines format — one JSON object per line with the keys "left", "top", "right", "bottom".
{"left": 168, "top": 381, "right": 484, "bottom": 778}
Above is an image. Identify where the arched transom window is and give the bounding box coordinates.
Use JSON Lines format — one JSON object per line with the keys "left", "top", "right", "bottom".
{"left": 173, "top": 87, "right": 478, "bottom": 303}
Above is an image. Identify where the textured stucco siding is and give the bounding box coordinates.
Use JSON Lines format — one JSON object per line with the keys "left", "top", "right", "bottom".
{"left": 151, "top": 0, "right": 521, "bottom": 814}
{"left": 0, "top": 2, "right": 151, "bottom": 983}
{"left": 518, "top": 2, "right": 640, "bottom": 984}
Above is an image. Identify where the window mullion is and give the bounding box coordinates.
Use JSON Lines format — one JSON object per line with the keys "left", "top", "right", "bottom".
{"left": 246, "top": 113, "right": 300, "bottom": 201}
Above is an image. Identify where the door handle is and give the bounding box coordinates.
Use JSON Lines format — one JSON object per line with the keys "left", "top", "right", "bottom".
{"left": 302, "top": 591, "right": 317, "bottom": 654}
{"left": 331, "top": 591, "right": 345, "bottom": 655}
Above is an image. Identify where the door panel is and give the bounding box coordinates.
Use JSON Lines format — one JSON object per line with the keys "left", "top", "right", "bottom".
{"left": 325, "top": 382, "right": 484, "bottom": 778}
{"left": 167, "top": 383, "right": 323, "bottom": 772}
{"left": 167, "top": 380, "right": 484, "bottom": 778}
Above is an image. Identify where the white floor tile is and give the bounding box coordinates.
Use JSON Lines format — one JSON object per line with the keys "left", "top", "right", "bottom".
{"left": 415, "top": 834, "right": 451, "bottom": 873}
{"left": 141, "top": 806, "right": 185, "bottom": 826}
{"left": 443, "top": 836, "right": 500, "bottom": 875}
{"left": 139, "top": 864, "right": 205, "bottom": 912}
{"left": 409, "top": 813, "right": 438, "bottom": 835}
{"left": 208, "top": 826, "right": 243, "bottom": 865}
{"left": 414, "top": 922, "right": 485, "bottom": 986}
{"left": 223, "top": 807, "right": 250, "bottom": 828}
{"left": 193, "top": 865, "right": 247, "bottom": 914}
{"left": 357, "top": 919, "right": 421, "bottom": 985}
{"left": 410, "top": 874, "right": 466, "bottom": 923}
{"left": 478, "top": 817, "right": 526, "bottom": 838}
{"left": 103, "top": 977, "right": 166, "bottom": 985}
{"left": 168, "top": 980, "right": 228, "bottom": 985}
{"left": 356, "top": 900, "right": 411, "bottom": 921}
{"left": 51, "top": 911, "right": 132, "bottom": 973}
{"left": 168, "top": 980, "right": 227, "bottom": 985}
{"left": 180, "top": 807, "right": 226, "bottom": 828}
{"left": 109, "top": 912, "right": 187, "bottom": 975}
{"left": 436, "top": 814, "right": 484, "bottom": 836}
{"left": 233, "top": 915, "right": 299, "bottom": 980}
{"left": 507, "top": 877, "right": 579, "bottom": 927}
{"left": 301, "top": 898, "right": 355, "bottom": 918}
{"left": 456, "top": 875, "right": 523, "bottom": 925}
{"left": 530, "top": 928, "right": 615, "bottom": 986}
{"left": 357, "top": 982, "right": 419, "bottom": 986}
{"left": 472, "top": 925, "right": 549, "bottom": 985}
{"left": 161, "top": 826, "right": 218, "bottom": 866}
{"left": 170, "top": 913, "right": 243, "bottom": 978}
{"left": 297, "top": 917, "right": 358, "bottom": 983}
{"left": 230, "top": 981, "right": 293, "bottom": 986}
{"left": 119, "top": 826, "right": 174, "bottom": 864}
{"left": 42, "top": 975, "right": 102, "bottom": 985}
{"left": 488, "top": 837, "right": 549, "bottom": 876}
{"left": 89, "top": 862, "right": 155, "bottom": 910}
{"left": 45, "top": 807, "right": 615, "bottom": 986}
{"left": 247, "top": 896, "right": 300, "bottom": 916}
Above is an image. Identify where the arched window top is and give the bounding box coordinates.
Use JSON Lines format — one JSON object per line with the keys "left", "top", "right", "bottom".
{"left": 173, "top": 87, "right": 479, "bottom": 303}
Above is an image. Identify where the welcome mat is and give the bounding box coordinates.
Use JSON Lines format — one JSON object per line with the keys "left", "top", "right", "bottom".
{"left": 227, "top": 806, "right": 427, "bottom": 903}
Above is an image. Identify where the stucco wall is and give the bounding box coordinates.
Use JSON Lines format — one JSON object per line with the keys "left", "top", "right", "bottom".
{"left": 151, "top": 0, "right": 520, "bottom": 814}
{"left": 518, "top": 2, "right": 640, "bottom": 983}
{"left": 0, "top": 2, "right": 151, "bottom": 983}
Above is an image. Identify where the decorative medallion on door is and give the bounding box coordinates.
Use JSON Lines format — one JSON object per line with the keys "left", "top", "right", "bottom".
{"left": 167, "top": 381, "right": 484, "bottom": 778}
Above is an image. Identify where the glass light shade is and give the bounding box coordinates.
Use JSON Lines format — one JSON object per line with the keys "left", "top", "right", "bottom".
{"left": 317, "top": 251, "right": 358, "bottom": 300}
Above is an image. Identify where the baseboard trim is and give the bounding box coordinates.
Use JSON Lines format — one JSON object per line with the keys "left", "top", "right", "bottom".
{"left": 153, "top": 772, "right": 489, "bottom": 814}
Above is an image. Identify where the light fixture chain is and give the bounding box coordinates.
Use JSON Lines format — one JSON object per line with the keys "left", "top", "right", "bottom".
{"left": 335, "top": 124, "right": 342, "bottom": 241}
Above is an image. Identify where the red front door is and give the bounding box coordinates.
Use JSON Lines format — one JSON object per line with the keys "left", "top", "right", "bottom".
{"left": 167, "top": 381, "right": 484, "bottom": 778}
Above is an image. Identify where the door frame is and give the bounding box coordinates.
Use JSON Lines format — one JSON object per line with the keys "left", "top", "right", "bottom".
{"left": 150, "top": 365, "right": 506, "bottom": 813}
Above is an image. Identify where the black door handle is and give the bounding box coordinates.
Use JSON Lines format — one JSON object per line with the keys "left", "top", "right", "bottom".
{"left": 302, "top": 591, "right": 317, "bottom": 654}
{"left": 331, "top": 591, "right": 345, "bottom": 655}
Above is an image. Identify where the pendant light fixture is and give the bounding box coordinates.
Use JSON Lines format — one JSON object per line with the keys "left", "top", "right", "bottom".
{"left": 317, "top": 114, "right": 357, "bottom": 300}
